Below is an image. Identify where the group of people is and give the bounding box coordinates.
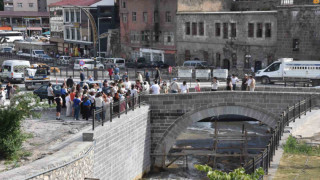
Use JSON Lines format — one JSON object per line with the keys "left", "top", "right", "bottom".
{"left": 0, "top": 82, "right": 18, "bottom": 105}
{"left": 224, "top": 74, "right": 256, "bottom": 91}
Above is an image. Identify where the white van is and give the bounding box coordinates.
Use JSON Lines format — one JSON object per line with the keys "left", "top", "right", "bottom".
{"left": 183, "top": 60, "right": 208, "bottom": 68}
{"left": 255, "top": 58, "right": 320, "bottom": 84}
{"left": 74, "top": 59, "right": 104, "bottom": 70}
{"left": 104, "top": 58, "right": 126, "bottom": 68}
{"left": 0, "top": 60, "right": 31, "bottom": 82}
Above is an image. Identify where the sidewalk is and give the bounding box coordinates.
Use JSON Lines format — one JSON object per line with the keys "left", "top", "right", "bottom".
{"left": 264, "top": 108, "right": 320, "bottom": 179}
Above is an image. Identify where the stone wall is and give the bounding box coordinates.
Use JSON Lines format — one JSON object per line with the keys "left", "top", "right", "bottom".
{"left": 141, "top": 91, "right": 320, "bottom": 154}
{"left": 0, "top": 142, "right": 94, "bottom": 180}
{"left": 177, "top": 0, "right": 233, "bottom": 12}
{"left": 92, "top": 105, "right": 151, "bottom": 180}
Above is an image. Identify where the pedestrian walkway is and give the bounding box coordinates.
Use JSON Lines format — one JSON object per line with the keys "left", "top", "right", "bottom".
{"left": 264, "top": 108, "right": 320, "bottom": 180}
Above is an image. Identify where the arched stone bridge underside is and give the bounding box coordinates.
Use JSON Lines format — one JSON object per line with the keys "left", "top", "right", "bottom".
{"left": 141, "top": 91, "right": 320, "bottom": 161}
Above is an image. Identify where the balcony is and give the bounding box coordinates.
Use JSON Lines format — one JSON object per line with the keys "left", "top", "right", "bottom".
{"left": 280, "top": 0, "right": 320, "bottom": 5}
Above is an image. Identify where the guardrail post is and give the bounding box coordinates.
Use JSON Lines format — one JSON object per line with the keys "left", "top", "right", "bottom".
{"left": 252, "top": 157, "right": 255, "bottom": 173}
{"left": 132, "top": 94, "right": 135, "bottom": 111}
{"left": 305, "top": 98, "right": 307, "bottom": 115}
{"left": 299, "top": 100, "right": 301, "bottom": 118}
{"left": 139, "top": 95, "right": 141, "bottom": 108}
{"left": 110, "top": 102, "right": 113, "bottom": 122}
{"left": 118, "top": 101, "right": 120, "bottom": 118}
{"left": 293, "top": 104, "right": 295, "bottom": 122}
{"left": 125, "top": 97, "right": 128, "bottom": 114}
{"left": 309, "top": 96, "right": 312, "bottom": 112}
{"left": 266, "top": 144, "right": 270, "bottom": 170}
{"left": 101, "top": 109, "right": 104, "bottom": 126}
{"left": 92, "top": 109, "right": 95, "bottom": 131}
{"left": 286, "top": 107, "right": 289, "bottom": 126}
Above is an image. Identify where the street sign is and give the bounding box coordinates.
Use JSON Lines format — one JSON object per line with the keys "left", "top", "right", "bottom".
{"left": 79, "top": 60, "right": 85, "bottom": 66}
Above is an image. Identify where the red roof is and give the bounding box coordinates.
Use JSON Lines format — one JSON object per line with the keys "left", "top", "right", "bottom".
{"left": 0, "top": 11, "right": 49, "bottom": 17}
{"left": 49, "top": 0, "right": 101, "bottom": 7}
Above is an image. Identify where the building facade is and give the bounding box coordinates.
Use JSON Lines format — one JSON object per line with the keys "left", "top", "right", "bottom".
{"left": 120, "top": 0, "right": 177, "bottom": 65}
{"left": 176, "top": 11, "right": 277, "bottom": 72}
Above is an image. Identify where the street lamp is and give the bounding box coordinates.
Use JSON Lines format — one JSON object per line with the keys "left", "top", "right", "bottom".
{"left": 98, "top": 17, "right": 111, "bottom": 58}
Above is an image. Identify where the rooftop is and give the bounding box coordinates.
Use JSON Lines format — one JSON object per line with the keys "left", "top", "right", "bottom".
{"left": 49, "top": 0, "right": 102, "bottom": 7}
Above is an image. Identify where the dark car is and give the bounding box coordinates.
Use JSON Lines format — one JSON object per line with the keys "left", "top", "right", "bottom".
{"left": 33, "top": 84, "right": 62, "bottom": 100}
{"left": 152, "top": 61, "right": 169, "bottom": 69}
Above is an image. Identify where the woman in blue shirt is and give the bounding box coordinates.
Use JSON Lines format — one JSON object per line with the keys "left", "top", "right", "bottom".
{"left": 73, "top": 94, "right": 81, "bottom": 120}
{"left": 82, "top": 96, "right": 91, "bottom": 121}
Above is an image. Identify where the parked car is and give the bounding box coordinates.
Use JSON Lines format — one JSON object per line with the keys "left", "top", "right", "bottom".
{"left": 33, "top": 84, "right": 61, "bottom": 100}
{"left": 39, "top": 54, "right": 54, "bottom": 63}
{"left": 74, "top": 59, "right": 104, "bottom": 70}
{"left": 183, "top": 60, "right": 208, "bottom": 69}
{"left": 0, "top": 47, "right": 13, "bottom": 53}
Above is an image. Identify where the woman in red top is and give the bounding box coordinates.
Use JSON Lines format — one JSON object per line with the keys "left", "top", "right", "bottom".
{"left": 108, "top": 67, "right": 113, "bottom": 80}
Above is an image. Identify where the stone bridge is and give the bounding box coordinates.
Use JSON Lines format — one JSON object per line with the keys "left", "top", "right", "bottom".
{"left": 141, "top": 87, "right": 320, "bottom": 166}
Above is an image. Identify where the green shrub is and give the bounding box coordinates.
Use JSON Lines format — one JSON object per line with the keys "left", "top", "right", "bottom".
{"left": 195, "top": 164, "right": 264, "bottom": 180}
{"left": 283, "top": 135, "right": 320, "bottom": 156}
{"left": 0, "top": 93, "right": 46, "bottom": 160}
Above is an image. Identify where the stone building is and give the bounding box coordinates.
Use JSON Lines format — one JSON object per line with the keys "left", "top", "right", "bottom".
{"left": 176, "top": 11, "right": 278, "bottom": 72}
{"left": 276, "top": 3, "right": 320, "bottom": 60}
{"left": 120, "top": 0, "right": 177, "bottom": 65}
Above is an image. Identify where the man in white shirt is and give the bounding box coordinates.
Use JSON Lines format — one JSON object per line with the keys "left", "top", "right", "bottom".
{"left": 231, "top": 74, "right": 239, "bottom": 91}
{"left": 47, "top": 83, "right": 54, "bottom": 105}
{"left": 124, "top": 77, "right": 131, "bottom": 90}
{"left": 150, "top": 80, "right": 160, "bottom": 94}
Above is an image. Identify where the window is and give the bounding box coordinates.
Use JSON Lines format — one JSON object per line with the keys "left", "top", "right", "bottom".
{"left": 223, "top": 23, "right": 228, "bottom": 39}
{"left": 185, "top": 22, "right": 190, "bottom": 35}
{"left": 71, "top": 28, "right": 75, "bottom": 40}
{"left": 29, "top": 3, "right": 33, "bottom": 7}
{"left": 248, "top": 23, "right": 254, "bottom": 37}
{"left": 65, "top": 11, "right": 69, "bottom": 22}
{"left": 17, "top": 3, "right": 22, "bottom": 7}
{"left": 203, "top": 51, "right": 208, "bottom": 61}
{"left": 167, "top": 35, "right": 171, "bottom": 43}
{"left": 143, "top": 12, "right": 148, "bottom": 23}
{"left": 192, "top": 22, "right": 197, "bottom": 36}
{"left": 76, "top": 11, "right": 80, "bottom": 22}
{"left": 256, "top": 23, "right": 263, "bottom": 38}
{"left": 122, "top": 14, "right": 127, "bottom": 23}
{"left": 154, "top": 11, "right": 158, "bottom": 23}
{"left": 165, "top": 11, "right": 171, "bottom": 22}
{"left": 232, "top": 53, "right": 237, "bottom": 67}
{"left": 216, "top": 53, "right": 221, "bottom": 67}
{"left": 185, "top": 50, "right": 191, "bottom": 60}
{"left": 122, "top": 1, "right": 126, "bottom": 8}
{"left": 215, "top": 23, "right": 221, "bottom": 37}
{"left": 293, "top": 39, "right": 299, "bottom": 51}
{"left": 266, "top": 63, "right": 280, "bottom": 72}
{"left": 132, "top": 12, "right": 136, "bottom": 22}
{"left": 76, "top": 28, "right": 81, "bottom": 40}
{"left": 71, "top": 11, "right": 75, "bottom": 22}
{"left": 265, "top": 23, "right": 271, "bottom": 38}
{"left": 141, "top": 31, "right": 150, "bottom": 41}
{"left": 199, "top": 22, "right": 204, "bottom": 36}
{"left": 66, "top": 28, "right": 70, "bottom": 39}
{"left": 231, "top": 23, "right": 236, "bottom": 38}
{"left": 244, "top": 56, "right": 250, "bottom": 69}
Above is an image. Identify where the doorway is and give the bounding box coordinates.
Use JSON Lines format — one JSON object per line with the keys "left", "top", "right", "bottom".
{"left": 223, "top": 59, "right": 230, "bottom": 70}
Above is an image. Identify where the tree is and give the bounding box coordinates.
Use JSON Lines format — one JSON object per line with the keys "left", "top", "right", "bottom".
{"left": 0, "top": 92, "right": 47, "bottom": 160}
{"left": 195, "top": 164, "right": 264, "bottom": 180}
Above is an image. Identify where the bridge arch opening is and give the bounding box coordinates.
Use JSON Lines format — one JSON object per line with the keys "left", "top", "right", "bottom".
{"left": 153, "top": 104, "right": 278, "bottom": 167}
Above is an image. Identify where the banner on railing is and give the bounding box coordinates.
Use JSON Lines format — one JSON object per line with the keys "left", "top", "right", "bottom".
{"left": 195, "top": 69, "right": 211, "bottom": 79}
{"left": 178, "top": 69, "right": 192, "bottom": 78}
{"left": 213, "top": 69, "right": 228, "bottom": 79}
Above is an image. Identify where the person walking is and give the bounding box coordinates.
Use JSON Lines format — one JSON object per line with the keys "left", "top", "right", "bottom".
{"left": 248, "top": 75, "right": 256, "bottom": 91}
{"left": 195, "top": 79, "right": 201, "bottom": 92}
{"left": 67, "top": 76, "right": 74, "bottom": 88}
{"left": 150, "top": 80, "right": 160, "bottom": 94}
{"left": 145, "top": 70, "right": 151, "bottom": 85}
{"left": 55, "top": 94, "right": 62, "bottom": 120}
{"left": 5, "top": 82, "right": 12, "bottom": 99}
{"left": 231, "top": 74, "right": 239, "bottom": 91}
{"left": 137, "top": 72, "right": 143, "bottom": 83}
{"left": 114, "top": 65, "right": 120, "bottom": 75}
{"left": 73, "top": 94, "right": 81, "bottom": 120}
{"left": 155, "top": 67, "right": 161, "bottom": 84}
{"left": 211, "top": 77, "right": 219, "bottom": 91}
{"left": 47, "top": 83, "right": 55, "bottom": 105}
{"left": 114, "top": 73, "right": 120, "bottom": 81}
{"left": 180, "top": 81, "right": 189, "bottom": 93}
{"left": 108, "top": 67, "right": 113, "bottom": 80}
{"left": 226, "top": 76, "right": 232, "bottom": 91}
{"left": 0, "top": 87, "right": 6, "bottom": 106}
{"left": 241, "top": 74, "right": 248, "bottom": 91}
{"left": 169, "top": 78, "right": 180, "bottom": 93}
{"left": 95, "top": 92, "right": 104, "bottom": 121}
{"left": 80, "top": 70, "right": 85, "bottom": 82}
{"left": 122, "top": 72, "right": 128, "bottom": 82}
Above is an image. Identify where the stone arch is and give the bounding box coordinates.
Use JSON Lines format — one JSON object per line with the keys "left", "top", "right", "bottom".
{"left": 153, "top": 103, "right": 278, "bottom": 166}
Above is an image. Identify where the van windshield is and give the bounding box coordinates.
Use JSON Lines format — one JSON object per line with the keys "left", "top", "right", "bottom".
{"left": 13, "top": 65, "right": 29, "bottom": 73}
{"left": 34, "top": 50, "right": 44, "bottom": 55}
{"left": 201, "top": 62, "right": 208, "bottom": 66}
{"left": 117, "top": 60, "right": 125, "bottom": 63}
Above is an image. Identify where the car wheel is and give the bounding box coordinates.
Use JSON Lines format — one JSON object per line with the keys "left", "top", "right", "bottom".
{"left": 261, "top": 76, "right": 270, "bottom": 84}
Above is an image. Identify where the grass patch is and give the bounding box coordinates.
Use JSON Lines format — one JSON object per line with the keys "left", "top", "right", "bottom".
{"left": 283, "top": 135, "right": 320, "bottom": 156}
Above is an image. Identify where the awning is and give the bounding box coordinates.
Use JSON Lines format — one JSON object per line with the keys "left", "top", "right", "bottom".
{"left": 12, "top": 27, "right": 27, "bottom": 31}
{"left": 27, "top": 27, "right": 42, "bottom": 31}
{"left": 0, "top": 27, "right": 12, "bottom": 30}
{"left": 42, "top": 31, "right": 50, "bottom": 35}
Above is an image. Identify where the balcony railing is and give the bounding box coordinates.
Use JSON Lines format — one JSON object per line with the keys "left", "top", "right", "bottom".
{"left": 280, "top": 0, "right": 320, "bottom": 5}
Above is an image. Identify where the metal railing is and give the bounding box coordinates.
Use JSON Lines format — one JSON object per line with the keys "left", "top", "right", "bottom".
{"left": 91, "top": 94, "right": 142, "bottom": 130}
{"left": 243, "top": 95, "right": 316, "bottom": 175}
{"left": 280, "top": 0, "right": 319, "bottom": 5}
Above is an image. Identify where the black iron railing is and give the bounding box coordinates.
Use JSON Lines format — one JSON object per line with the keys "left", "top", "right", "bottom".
{"left": 92, "top": 94, "right": 142, "bottom": 130}
{"left": 243, "top": 95, "right": 316, "bottom": 175}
